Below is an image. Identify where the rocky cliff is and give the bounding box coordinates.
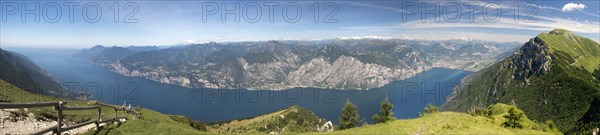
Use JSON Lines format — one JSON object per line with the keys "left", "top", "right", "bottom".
{"left": 75, "top": 39, "right": 518, "bottom": 90}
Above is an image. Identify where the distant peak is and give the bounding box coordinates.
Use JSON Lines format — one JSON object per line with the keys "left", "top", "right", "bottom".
{"left": 91, "top": 45, "right": 105, "bottom": 49}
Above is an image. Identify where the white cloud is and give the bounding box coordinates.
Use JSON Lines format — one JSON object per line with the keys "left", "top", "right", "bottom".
{"left": 562, "top": 3, "right": 586, "bottom": 12}
{"left": 343, "top": 14, "right": 600, "bottom": 34}
{"left": 182, "top": 40, "right": 196, "bottom": 44}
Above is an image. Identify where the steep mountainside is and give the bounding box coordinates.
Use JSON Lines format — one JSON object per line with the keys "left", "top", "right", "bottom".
{"left": 75, "top": 39, "right": 519, "bottom": 90}
{"left": 0, "top": 48, "right": 72, "bottom": 98}
{"left": 442, "top": 29, "right": 600, "bottom": 133}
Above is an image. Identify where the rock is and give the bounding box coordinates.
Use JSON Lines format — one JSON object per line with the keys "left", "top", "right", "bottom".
{"left": 512, "top": 37, "right": 552, "bottom": 80}
{"left": 75, "top": 39, "right": 516, "bottom": 90}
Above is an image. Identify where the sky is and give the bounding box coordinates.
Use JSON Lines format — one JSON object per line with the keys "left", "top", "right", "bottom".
{"left": 0, "top": 0, "right": 599, "bottom": 49}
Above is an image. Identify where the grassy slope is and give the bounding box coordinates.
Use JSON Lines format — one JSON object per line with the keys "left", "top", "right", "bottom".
{"left": 0, "top": 79, "right": 205, "bottom": 134}
{"left": 207, "top": 107, "right": 288, "bottom": 134}
{"left": 319, "top": 104, "right": 558, "bottom": 135}
{"left": 0, "top": 79, "right": 122, "bottom": 123}
{"left": 539, "top": 29, "right": 600, "bottom": 72}
{"left": 84, "top": 109, "right": 206, "bottom": 135}
{"left": 207, "top": 105, "right": 326, "bottom": 134}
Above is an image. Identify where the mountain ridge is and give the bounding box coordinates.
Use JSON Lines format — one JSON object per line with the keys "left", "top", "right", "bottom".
{"left": 75, "top": 39, "right": 519, "bottom": 90}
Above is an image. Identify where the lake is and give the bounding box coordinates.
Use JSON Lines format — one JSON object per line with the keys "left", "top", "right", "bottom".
{"left": 9, "top": 48, "right": 470, "bottom": 124}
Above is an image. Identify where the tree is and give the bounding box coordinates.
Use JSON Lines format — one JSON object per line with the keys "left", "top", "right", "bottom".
{"left": 373, "top": 96, "right": 394, "bottom": 124}
{"left": 502, "top": 108, "right": 525, "bottom": 129}
{"left": 424, "top": 103, "right": 438, "bottom": 114}
{"left": 339, "top": 99, "right": 359, "bottom": 130}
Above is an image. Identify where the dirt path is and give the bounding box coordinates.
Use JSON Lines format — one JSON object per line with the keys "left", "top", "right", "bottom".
{"left": 0, "top": 109, "right": 97, "bottom": 134}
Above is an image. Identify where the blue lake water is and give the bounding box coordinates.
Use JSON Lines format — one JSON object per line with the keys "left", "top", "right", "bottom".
{"left": 9, "top": 48, "right": 470, "bottom": 124}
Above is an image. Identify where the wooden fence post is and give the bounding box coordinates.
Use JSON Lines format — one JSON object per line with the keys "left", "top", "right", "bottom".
{"left": 97, "top": 105, "right": 101, "bottom": 129}
{"left": 55, "top": 101, "right": 65, "bottom": 134}
{"left": 1, "top": 101, "right": 139, "bottom": 134}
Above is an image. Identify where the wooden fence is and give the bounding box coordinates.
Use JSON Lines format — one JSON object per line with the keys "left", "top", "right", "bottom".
{"left": 0, "top": 101, "right": 142, "bottom": 135}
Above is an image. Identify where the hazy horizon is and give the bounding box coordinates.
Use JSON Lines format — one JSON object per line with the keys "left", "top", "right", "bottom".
{"left": 1, "top": 0, "right": 598, "bottom": 48}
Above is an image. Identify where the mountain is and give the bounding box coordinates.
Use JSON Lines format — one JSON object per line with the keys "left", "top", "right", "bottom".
{"left": 73, "top": 45, "right": 159, "bottom": 60}
{"left": 442, "top": 29, "right": 600, "bottom": 133}
{"left": 72, "top": 45, "right": 106, "bottom": 59}
{"left": 75, "top": 39, "right": 519, "bottom": 90}
{"left": 0, "top": 48, "right": 73, "bottom": 98}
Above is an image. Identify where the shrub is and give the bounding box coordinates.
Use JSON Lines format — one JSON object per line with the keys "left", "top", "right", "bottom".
{"left": 502, "top": 108, "right": 525, "bottom": 129}
{"left": 424, "top": 104, "right": 439, "bottom": 114}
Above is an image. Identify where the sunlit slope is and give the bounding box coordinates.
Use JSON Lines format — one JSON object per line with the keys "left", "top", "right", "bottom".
{"left": 539, "top": 29, "right": 600, "bottom": 72}
{"left": 206, "top": 105, "right": 327, "bottom": 134}
{"left": 317, "top": 104, "right": 558, "bottom": 134}
{"left": 85, "top": 109, "right": 207, "bottom": 134}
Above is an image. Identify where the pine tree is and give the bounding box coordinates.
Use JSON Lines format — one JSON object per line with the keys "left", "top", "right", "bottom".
{"left": 339, "top": 99, "right": 359, "bottom": 130}
{"left": 373, "top": 96, "right": 394, "bottom": 124}
{"left": 502, "top": 108, "right": 525, "bottom": 129}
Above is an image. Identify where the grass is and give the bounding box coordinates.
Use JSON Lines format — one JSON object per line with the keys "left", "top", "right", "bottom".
{"left": 206, "top": 107, "right": 288, "bottom": 134}
{"left": 316, "top": 104, "right": 559, "bottom": 135}
{"left": 83, "top": 109, "right": 207, "bottom": 135}
{"left": 0, "top": 79, "right": 206, "bottom": 134}
{"left": 538, "top": 30, "right": 600, "bottom": 72}
{"left": 0, "top": 79, "right": 126, "bottom": 123}
{"left": 207, "top": 106, "right": 326, "bottom": 134}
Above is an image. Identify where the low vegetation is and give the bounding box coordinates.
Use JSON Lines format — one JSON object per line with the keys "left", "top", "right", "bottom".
{"left": 168, "top": 115, "right": 209, "bottom": 131}
{"left": 84, "top": 109, "right": 207, "bottom": 135}
{"left": 205, "top": 105, "right": 327, "bottom": 134}
{"left": 423, "top": 104, "right": 439, "bottom": 115}
{"left": 318, "top": 104, "right": 560, "bottom": 134}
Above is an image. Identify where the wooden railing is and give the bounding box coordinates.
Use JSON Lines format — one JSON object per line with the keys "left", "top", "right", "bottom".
{"left": 0, "top": 101, "right": 142, "bottom": 135}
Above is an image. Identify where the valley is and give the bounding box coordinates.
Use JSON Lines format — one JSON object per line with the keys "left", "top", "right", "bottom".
{"left": 2, "top": 0, "right": 599, "bottom": 134}
{"left": 2, "top": 29, "right": 599, "bottom": 134}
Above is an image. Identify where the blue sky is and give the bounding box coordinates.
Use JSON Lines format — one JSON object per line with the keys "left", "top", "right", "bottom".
{"left": 1, "top": 0, "right": 599, "bottom": 48}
